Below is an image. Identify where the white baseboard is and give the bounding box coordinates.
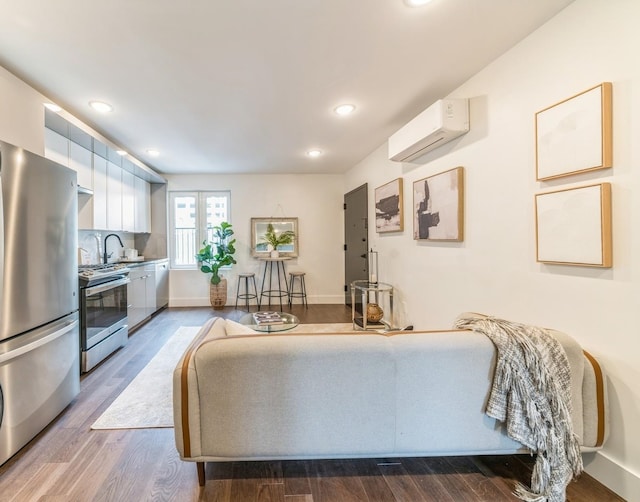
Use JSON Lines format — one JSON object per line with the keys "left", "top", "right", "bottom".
{"left": 583, "top": 450, "right": 640, "bottom": 501}
{"left": 168, "top": 294, "right": 346, "bottom": 308}
{"left": 169, "top": 298, "right": 212, "bottom": 308}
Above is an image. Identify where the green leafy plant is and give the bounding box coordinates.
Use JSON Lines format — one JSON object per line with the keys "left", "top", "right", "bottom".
{"left": 260, "top": 223, "right": 295, "bottom": 250}
{"left": 195, "top": 221, "right": 237, "bottom": 285}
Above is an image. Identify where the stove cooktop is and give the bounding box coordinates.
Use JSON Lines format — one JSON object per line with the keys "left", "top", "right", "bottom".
{"left": 78, "top": 263, "right": 130, "bottom": 284}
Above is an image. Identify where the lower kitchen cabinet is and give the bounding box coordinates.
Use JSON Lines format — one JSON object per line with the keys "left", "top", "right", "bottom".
{"left": 127, "top": 260, "right": 169, "bottom": 331}
{"left": 145, "top": 265, "right": 156, "bottom": 318}
{"left": 155, "top": 260, "right": 169, "bottom": 310}
{"left": 127, "top": 267, "right": 149, "bottom": 329}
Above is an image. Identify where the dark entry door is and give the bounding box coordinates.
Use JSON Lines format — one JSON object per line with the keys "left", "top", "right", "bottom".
{"left": 344, "top": 184, "right": 368, "bottom": 307}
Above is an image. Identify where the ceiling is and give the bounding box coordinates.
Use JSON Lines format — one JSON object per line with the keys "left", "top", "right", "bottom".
{"left": 0, "top": 0, "right": 574, "bottom": 175}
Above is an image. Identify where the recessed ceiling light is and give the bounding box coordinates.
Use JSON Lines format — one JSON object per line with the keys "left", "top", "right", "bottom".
{"left": 44, "top": 103, "right": 62, "bottom": 112}
{"left": 334, "top": 104, "right": 356, "bottom": 116}
{"left": 404, "top": 0, "right": 433, "bottom": 6}
{"left": 116, "top": 150, "right": 127, "bottom": 156}
{"left": 89, "top": 100, "right": 113, "bottom": 113}
{"left": 146, "top": 149, "right": 160, "bottom": 157}
{"left": 306, "top": 149, "right": 323, "bottom": 158}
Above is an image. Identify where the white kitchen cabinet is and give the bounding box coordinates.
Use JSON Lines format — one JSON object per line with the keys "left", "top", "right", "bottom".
{"left": 69, "top": 141, "right": 93, "bottom": 191}
{"left": 45, "top": 128, "right": 93, "bottom": 191}
{"left": 78, "top": 153, "right": 106, "bottom": 231}
{"left": 121, "top": 168, "right": 135, "bottom": 232}
{"left": 144, "top": 264, "right": 156, "bottom": 318}
{"left": 127, "top": 263, "right": 160, "bottom": 331}
{"left": 154, "top": 260, "right": 169, "bottom": 310}
{"left": 106, "top": 161, "right": 122, "bottom": 231}
{"left": 127, "top": 267, "right": 148, "bottom": 329}
{"left": 134, "top": 176, "right": 151, "bottom": 233}
{"left": 78, "top": 157, "right": 152, "bottom": 233}
{"left": 44, "top": 113, "right": 165, "bottom": 233}
{"left": 44, "top": 128, "right": 70, "bottom": 167}
{"left": 92, "top": 154, "right": 108, "bottom": 230}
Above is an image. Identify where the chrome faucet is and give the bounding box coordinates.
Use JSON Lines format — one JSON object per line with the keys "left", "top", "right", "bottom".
{"left": 103, "top": 233, "right": 124, "bottom": 264}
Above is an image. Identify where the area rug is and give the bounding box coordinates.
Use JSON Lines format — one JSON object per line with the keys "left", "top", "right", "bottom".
{"left": 91, "top": 322, "right": 353, "bottom": 430}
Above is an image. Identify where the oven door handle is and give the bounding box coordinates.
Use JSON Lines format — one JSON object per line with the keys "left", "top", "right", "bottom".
{"left": 85, "top": 277, "right": 131, "bottom": 296}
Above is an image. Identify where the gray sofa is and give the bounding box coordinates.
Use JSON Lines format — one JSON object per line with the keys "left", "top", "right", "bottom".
{"left": 173, "top": 315, "right": 607, "bottom": 486}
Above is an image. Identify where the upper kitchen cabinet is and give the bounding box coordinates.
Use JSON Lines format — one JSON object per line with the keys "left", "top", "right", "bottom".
{"left": 106, "top": 152, "right": 123, "bottom": 231}
{"left": 95, "top": 153, "right": 108, "bottom": 229}
{"left": 79, "top": 153, "right": 108, "bottom": 230}
{"left": 44, "top": 115, "right": 93, "bottom": 192}
{"left": 79, "top": 153, "right": 152, "bottom": 233}
{"left": 44, "top": 128, "right": 69, "bottom": 167}
{"left": 44, "top": 109, "right": 165, "bottom": 232}
{"left": 45, "top": 128, "right": 93, "bottom": 191}
{"left": 134, "top": 175, "right": 151, "bottom": 233}
{"left": 68, "top": 125, "right": 93, "bottom": 191}
{"left": 69, "top": 142, "right": 93, "bottom": 192}
{"left": 44, "top": 109, "right": 69, "bottom": 167}
{"left": 121, "top": 162, "right": 135, "bottom": 232}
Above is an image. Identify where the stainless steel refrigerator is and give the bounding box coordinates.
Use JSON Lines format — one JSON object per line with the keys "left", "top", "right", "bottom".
{"left": 0, "top": 140, "right": 80, "bottom": 466}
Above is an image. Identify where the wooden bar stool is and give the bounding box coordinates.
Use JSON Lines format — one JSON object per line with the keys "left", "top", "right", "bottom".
{"left": 235, "top": 272, "right": 260, "bottom": 311}
{"left": 288, "top": 271, "right": 308, "bottom": 308}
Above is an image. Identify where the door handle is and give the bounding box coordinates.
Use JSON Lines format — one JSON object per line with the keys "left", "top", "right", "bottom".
{"left": 360, "top": 254, "right": 366, "bottom": 258}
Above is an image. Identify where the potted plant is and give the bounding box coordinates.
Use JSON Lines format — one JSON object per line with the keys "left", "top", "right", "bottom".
{"left": 195, "top": 221, "right": 237, "bottom": 309}
{"left": 260, "top": 223, "right": 295, "bottom": 258}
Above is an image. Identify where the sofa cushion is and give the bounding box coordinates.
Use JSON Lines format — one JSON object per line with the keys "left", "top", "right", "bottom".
{"left": 391, "top": 330, "right": 524, "bottom": 454}
{"left": 193, "top": 333, "right": 397, "bottom": 458}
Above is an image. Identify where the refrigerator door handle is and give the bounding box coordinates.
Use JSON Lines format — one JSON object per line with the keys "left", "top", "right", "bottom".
{"left": 0, "top": 319, "right": 78, "bottom": 365}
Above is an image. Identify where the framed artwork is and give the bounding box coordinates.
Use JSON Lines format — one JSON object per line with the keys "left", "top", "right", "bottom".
{"left": 535, "top": 82, "right": 612, "bottom": 181}
{"left": 535, "top": 183, "right": 612, "bottom": 267}
{"left": 375, "top": 178, "right": 404, "bottom": 233}
{"left": 413, "top": 167, "right": 464, "bottom": 241}
{"left": 251, "top": 217, "right": 298, "bottom": 257}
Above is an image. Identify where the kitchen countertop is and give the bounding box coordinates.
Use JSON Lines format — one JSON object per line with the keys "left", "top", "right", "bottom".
{"left": 119, "top": 258, "right": 168, "bottom": 267}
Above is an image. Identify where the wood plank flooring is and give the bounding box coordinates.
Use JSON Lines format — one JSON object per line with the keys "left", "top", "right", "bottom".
{"left": 0, "top": 306, "right": 623, "bottom": 501}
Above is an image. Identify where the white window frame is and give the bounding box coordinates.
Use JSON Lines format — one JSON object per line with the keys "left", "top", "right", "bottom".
{"left": 169, "top": 190, "right": 231, "bottom": 269}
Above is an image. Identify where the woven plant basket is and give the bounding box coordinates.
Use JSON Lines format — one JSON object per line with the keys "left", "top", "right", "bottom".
{"left": 209, "top": 278, "right": 228, "bottom": 310}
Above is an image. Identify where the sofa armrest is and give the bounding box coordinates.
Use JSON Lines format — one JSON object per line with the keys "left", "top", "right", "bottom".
{"left": 173, "top": 317, "right": 225, "bottom": 460}
{"left": 581, "top": 350, "right": 608, "bottom": 449}
{"left": 453, "top": 312, "right": 605, "bottom": 449}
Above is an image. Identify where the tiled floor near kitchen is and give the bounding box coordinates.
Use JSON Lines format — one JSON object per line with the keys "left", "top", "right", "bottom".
{"left": 0, "top": 306, "right": 624, "bottom": 501}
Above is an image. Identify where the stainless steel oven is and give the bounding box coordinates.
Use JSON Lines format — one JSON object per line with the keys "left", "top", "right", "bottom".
{"left": 79, "top": 266, "right": 130, "bottom": 373}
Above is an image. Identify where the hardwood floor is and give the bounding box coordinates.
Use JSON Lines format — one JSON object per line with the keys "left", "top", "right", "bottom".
{"left": 0, "top": 306, "right": 623, "bottom": 501}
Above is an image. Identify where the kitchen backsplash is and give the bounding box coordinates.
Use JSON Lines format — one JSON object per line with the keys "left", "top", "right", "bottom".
{"left": 78, "top": 230, "right": 136, "bottom": 265}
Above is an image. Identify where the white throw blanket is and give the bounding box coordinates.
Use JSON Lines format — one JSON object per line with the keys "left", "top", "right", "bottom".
{"left": 454, "top": 314, "right": 582, "bottom": 502}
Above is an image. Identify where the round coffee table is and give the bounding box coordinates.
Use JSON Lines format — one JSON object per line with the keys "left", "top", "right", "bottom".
{"left": 239, "top": 312, "right": 300, "bottom": 333}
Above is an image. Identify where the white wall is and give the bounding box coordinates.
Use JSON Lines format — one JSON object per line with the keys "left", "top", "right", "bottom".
{"left": 0, "top": 66, "right": 46, "bottom": 154}
{"left": 166, "top": 173, "right": 345, "bottom": 306}
{"left": 344, "top": 1, "right": 639, "bottom": 498}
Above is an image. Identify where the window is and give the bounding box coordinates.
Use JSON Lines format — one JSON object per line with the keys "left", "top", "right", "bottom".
{"left": 169, "top": 191, "right": 231, "bottom": 269}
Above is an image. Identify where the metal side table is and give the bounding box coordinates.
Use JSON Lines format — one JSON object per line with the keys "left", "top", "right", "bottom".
{"left": 351, "top": 280, "right": 394, "bottom": 331}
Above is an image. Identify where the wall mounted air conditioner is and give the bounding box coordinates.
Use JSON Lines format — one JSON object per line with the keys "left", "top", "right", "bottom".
{"left": 388, "top": 98, "right": 469, "bottom": 162}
